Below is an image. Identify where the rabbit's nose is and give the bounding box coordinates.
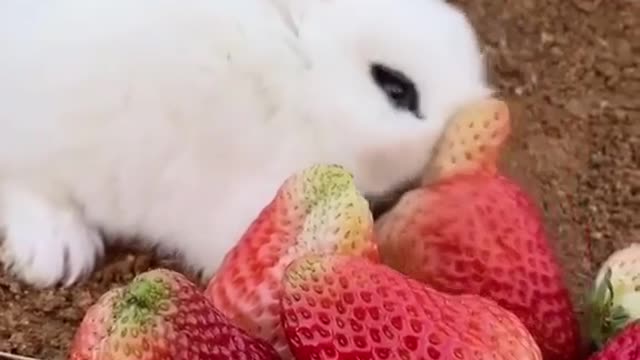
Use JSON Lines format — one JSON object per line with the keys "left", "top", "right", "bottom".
{"left": 368, "top": 194, "right": 401, "bottom": 219}
{"left": 366, "top": 178, "right": 420, "bottom": 219}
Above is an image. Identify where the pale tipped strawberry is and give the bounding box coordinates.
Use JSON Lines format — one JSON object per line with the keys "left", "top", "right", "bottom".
{"left": 422, "top": 98, "right": 511, "bottom": 184}
{"left": 206, "top": 164, "right": 379, "bottom": 358}
{"left": 69, "top": 269, "right": 281, "bottom": 360}
{"left": 281, "top": 254, "right": 543, "bottom": 360}
{"left": 588, "top": 243, "right": 640, "bottom": 348}
{"left": 588, "top": 321, "right": 640, "bottom": 360}
{"left": 374, "top": 99, "right": 580, "bottom": 360}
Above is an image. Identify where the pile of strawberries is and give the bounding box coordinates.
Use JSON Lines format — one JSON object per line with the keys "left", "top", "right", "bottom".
{"left": 68, "top": 99, "right": 640, "bottom": 360}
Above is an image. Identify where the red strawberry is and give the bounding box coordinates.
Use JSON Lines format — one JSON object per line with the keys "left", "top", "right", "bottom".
{"left": 69, "top": 268, "right": 281, "bottom": 360}
{"left": 374, "top": 99, "right": 580, "bottom": 360}
{"left": 281, "top": 254, "right": 543, "bottom": 360}
{"left": 206, "top": 164, "right": 379, "bottom": 357}
{"left": 588, "top": 322, "right": 640, "bottom": 360}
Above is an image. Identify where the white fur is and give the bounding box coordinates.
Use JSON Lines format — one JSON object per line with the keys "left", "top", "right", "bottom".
{"left": 0, "top": 0, "right": 490, "bottom": 287}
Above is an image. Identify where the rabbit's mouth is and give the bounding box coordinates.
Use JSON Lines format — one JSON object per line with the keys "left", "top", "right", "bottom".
{"left": 366, "top": 178, "right": 420, "bottom": 219}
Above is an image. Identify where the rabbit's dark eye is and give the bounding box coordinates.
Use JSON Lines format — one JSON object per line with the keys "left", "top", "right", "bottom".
{"left": 370, "top": 63, "right": 422, "bottom": 119}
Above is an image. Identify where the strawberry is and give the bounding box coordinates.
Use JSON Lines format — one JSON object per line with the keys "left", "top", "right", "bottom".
{"left": 588, "top": 321, "right": 640, "bottom": 360}
{"left": 280, "top": 254, "right": 543, "bottom": 360}
{"left": 205, "top": 164, "right": 379, "bottom": 357}
{"left": 374, "top": 99, "right": 580, "bottom": 360}
{"left": 588, "top": 243, "right": 640, "bottom": 347}
{"left": 69, "top": 268, "right": 281, "bottom": 360}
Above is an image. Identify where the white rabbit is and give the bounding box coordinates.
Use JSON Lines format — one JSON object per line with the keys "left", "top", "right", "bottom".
{"left": 0, "top": 0, "right": 490, "bottom": 287}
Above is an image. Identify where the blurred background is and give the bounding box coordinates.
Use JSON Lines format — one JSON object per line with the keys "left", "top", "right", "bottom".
{"left": 0, "top": 0, "right": 638, "bottom": 358}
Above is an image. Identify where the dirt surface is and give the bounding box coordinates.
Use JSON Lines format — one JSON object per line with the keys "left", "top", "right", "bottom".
{"left": 1, "top": 1, "right": 638, "bottom": 359}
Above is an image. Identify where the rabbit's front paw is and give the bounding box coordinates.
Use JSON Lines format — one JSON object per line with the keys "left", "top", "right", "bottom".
{"left": 0, "top": 183, "right": 104, "bottom": 287}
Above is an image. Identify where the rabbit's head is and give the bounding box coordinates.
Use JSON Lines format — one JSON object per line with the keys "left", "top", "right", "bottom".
{"left": 275, "top": 0, "right": 491, "bottom": 215}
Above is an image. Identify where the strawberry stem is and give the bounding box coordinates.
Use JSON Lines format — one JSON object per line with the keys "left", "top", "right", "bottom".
{"left": 113, "top": 278, "right": 171, "bottom": 328}
{"left": 127, "top": 279, "right": 167, "bottom": 309}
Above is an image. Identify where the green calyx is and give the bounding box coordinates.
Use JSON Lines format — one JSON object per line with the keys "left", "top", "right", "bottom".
{"left": 588, "top": 267, "right": 631, "bottom": 348}
{"left": 112, "top": 276, "right": 172, "bottom": 331}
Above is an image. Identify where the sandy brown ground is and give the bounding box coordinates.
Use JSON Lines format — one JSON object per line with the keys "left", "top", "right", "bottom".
{"left": 1, "top": 1, "right": 638, "bottom": 359}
